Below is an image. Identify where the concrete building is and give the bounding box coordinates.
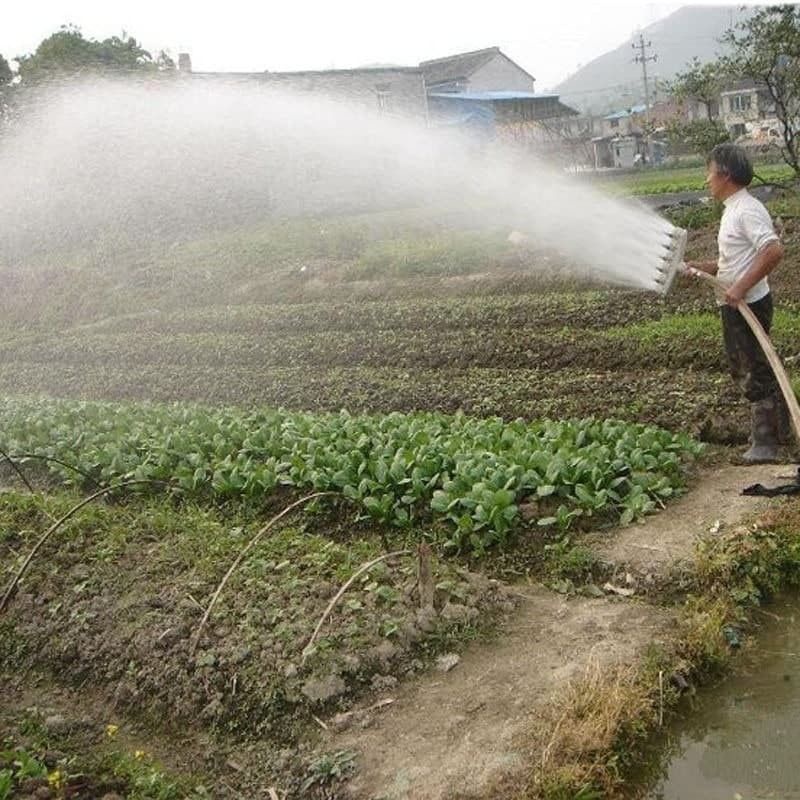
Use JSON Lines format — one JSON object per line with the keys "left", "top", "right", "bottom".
{"left": 719, "top": 79, "right": 780, "bottom": 142}
{"left": 599, "top": 104, "right": 647, "bottom": 138}
{"left": 419, "top": 46, "right": 536, "bottom": 94}
{"left": 421, "top": 48, "right": 579, "bottom": 162}
{"left": 263, "top": 68, "right": 428, "bottom": 118}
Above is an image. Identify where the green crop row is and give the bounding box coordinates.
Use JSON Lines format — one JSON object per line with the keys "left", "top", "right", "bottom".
{"left": 0, "top": 399, "right": 702, "bottom": 554}
{"left": 31, "top": 290, "right": 660, "bottom": 337}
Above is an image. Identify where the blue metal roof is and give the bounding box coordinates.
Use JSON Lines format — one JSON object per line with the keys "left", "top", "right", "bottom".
{"left": 429, "top": 91, "right": 559, "bottom": 101}
{"left": 604, "top": 104, "right": 647, "bottom": 120}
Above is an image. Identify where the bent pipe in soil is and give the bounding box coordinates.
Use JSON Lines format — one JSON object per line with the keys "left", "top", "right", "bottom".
{"left": 0, "top": 446, "right": 37, "bottom": 496}
{"left": 189, "top": 491, "right": 339, "bottom": 658}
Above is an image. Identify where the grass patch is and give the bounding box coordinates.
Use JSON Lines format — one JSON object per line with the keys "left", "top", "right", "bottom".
{"left": 542, "top": 536, "right": 598, "bottom": 588}
{"left": 606, "top": 312, "right": 718, "bottom": 345}
{"left": 607, "top": 307, "right": 800, "bottom": 345}
{"left": 665, "top": 202, "right": 721, "bottom": 230}
{"left": 535, "top": 660, "right": 652, "bottom": 800}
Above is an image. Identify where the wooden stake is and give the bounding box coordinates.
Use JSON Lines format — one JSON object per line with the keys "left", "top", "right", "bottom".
{"left": 417, "top": 542, "right": 435, "bottom": 609}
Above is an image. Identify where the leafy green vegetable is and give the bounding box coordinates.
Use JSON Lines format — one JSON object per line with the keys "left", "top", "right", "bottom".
{"left": 0, "top": 399, "right": 702, "bottom": 554}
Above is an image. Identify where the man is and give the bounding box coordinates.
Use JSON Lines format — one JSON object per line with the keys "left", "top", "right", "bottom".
{"left": 685, "top": 143, "right": 786, "bottom": 463}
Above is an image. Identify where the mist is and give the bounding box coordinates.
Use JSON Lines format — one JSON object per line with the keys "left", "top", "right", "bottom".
{"left": 0, "top": 77, "right": 676, "bottom": 292}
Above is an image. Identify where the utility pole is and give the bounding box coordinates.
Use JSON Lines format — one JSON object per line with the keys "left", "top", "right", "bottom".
{"left": 632, "top": 33, "right": 658, "bottom": 163}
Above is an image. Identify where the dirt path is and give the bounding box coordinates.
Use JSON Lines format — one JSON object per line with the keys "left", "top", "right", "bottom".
{"left": 592, "top": 463, "right": 782, "bottom": 578}
{"left": 329, "top": 463, "right": 786, "bottom": 800}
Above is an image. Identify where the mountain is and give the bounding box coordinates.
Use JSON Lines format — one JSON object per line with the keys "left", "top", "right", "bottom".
{"left": 553, "top": 5, "right": 753, "bottom": 114}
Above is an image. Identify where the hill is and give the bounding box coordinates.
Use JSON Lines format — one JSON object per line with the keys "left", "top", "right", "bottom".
{"left": 554, "top": 4, "right": 753, "bottom": 114}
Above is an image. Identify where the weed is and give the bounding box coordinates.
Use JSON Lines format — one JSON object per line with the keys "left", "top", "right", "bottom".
{"left": 302, "top": 749, "right": 356, "bottom": 794}
{"left": 543, "top": 537, "right": 597, "bottom": 584}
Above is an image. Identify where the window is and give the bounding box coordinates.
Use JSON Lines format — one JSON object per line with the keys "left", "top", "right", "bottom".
{"left": 609, "top": 118, "right": 619, "bottom": 129}
{"left": 730, "top": 123, "right": 746, "bottom": 138}
{"left": 730, "top": 94, "right": 752, "bottom": 112}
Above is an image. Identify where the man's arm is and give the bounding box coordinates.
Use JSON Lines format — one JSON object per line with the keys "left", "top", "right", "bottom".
{"left": 725, "top": 240, "right": 784, "bottom": 306}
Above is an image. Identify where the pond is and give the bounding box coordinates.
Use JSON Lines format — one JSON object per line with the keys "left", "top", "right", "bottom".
{"left": 646, "top": 596, "right": 800, "bottom": 800}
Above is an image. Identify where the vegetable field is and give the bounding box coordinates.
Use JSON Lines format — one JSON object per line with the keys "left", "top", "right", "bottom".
{"left": 2, "top": 199, "right": 799, "bottom": 798}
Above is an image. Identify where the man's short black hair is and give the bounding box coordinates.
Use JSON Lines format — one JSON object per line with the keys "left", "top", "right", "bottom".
{"left": 708, "top": 143, "right": 753, "bottom": 187}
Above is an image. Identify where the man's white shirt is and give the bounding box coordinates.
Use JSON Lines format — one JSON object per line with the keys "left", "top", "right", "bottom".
{"left": 716, "top": 187, "right": 780, "bottom": 304}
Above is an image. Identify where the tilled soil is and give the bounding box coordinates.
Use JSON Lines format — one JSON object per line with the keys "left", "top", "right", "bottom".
{"left": 1, "top": 220, "right": 798, "bottom": 443}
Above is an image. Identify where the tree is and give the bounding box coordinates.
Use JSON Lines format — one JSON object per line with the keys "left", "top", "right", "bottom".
{"left": 16, "top": 24, "right": 175, "bottom": 84}
{"left": 721, "top": 5, "right": 800, "bottom": 176}
{"left": 0, "top": 53, "right": 15, "bottom": 133}
{"left": 0, "top": 53, "right": 12, "bottom": 86}
{"left": 669, "top": 57, "right": 729, "bottom": 121}
{"left": 665, "top": 118, "right": 729, "bottom": 157}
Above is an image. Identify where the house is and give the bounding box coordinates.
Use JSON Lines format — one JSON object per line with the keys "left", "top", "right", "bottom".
{"left": 420, "top": 46, "right": 535, "bottom": 94}
{"left": 591, "top": 101, "right": 688, "bottom": 168}
{"left": 263, "top": 67, "right": 428, "bottom": 118}
{"left": 177, "top": 54, "right": 428, "bottom": 119}
{"left": 719, "top": 78, "right": 780, "bottom": 141}
{"left": 590, "top": 105, "right": 645, "bottom": 169}
{"left": 421, "top": 47, "right": 579, "bottom": 161}
{"left": 599, "top": 104, "right": 647, "bottom": 138}
{"left": 649, "top": 97, "right": 710, "bottom": 126}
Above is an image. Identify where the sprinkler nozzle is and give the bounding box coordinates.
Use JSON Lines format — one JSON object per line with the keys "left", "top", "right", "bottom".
{"left": 651, "top": 227, "right": 688, "bottom": 296}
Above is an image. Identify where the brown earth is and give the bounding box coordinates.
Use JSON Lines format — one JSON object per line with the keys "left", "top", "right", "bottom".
{"left": 310, "top": 464, "right": 785, "bottom": 800}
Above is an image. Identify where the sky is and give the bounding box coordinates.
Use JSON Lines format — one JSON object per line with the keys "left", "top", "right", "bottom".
{"left": 0, "top": 1, "right": 770, "bottom": 91}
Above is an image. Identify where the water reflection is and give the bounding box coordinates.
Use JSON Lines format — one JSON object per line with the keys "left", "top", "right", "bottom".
{"left": 648, "top": 599, "right": 800, "bottom": 799}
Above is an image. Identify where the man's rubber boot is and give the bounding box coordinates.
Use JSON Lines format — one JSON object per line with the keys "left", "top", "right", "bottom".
{"left": 742, "top": 395, "right": 779, "bottom": 463}
{"left": 774, "top": 393, "right": 793, "bottom": 446}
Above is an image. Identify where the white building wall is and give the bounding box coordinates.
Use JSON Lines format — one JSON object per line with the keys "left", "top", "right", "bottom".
{"left": 468, "top": 54, "right": 535, "bottom": 92}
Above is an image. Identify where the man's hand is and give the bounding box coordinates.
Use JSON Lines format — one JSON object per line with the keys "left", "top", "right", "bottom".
{"left": 724, "top": 282, "right": 747, "bottom": 307}
{"left": 681, "top": 264, "right": 702, "bottom": 279}
{"left": 683, "top": 260, "right": 716, "bottom": 275}
{"left": 681, "top": 261, "right": 711, "bottom": 280}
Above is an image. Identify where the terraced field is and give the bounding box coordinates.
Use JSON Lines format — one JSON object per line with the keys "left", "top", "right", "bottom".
{"left": 2, "top": 192, "right": 800, "bottom": 799}
{"left": 3, "top": 217, "right": 800, "bottom": 440}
